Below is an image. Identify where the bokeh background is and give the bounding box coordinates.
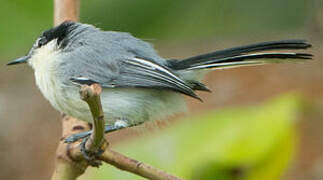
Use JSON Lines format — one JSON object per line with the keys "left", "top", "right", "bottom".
{"left": 0, "top": 0, "right": 322, "bottom": 179}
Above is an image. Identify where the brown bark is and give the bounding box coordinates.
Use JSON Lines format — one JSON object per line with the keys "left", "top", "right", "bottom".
{"left": 100, "top": 149, "right": 182, "bottom": 180}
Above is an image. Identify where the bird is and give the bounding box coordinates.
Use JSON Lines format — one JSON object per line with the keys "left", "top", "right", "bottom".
{"left": 7, "top": 21, "right": 312, "bottom": 142}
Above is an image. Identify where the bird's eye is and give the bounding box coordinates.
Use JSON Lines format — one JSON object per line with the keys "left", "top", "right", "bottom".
{"left": 37, "top": 37, "right": 47, "bottom": 47}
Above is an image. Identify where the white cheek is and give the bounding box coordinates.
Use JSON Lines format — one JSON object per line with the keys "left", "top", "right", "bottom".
{"left": 28, "top": 39, "right": 59, "bottom": 69}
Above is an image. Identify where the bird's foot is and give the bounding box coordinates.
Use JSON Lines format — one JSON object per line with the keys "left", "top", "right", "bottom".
{"left": 80, "top": 137, "right": 104, "bottom": 167}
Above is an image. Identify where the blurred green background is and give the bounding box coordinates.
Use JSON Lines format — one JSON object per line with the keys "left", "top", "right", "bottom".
{"left": 0, "top": 0, "right": 322, "bottom": 180}
{"left": 0, "top": 0, "right": 319, "bottom": 58}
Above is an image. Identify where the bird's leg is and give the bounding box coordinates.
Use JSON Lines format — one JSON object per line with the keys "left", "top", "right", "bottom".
{"left": 66, "top": 119, "right": 144, "bottom": 166}
{"left": 64, "top": 119, "right": 142, "bottom": 143}
{"left": 64, "top": 130, "right": 93, "bottom": 143}
{"left": 64, "top": 125, "right": 121, "bottom": 143}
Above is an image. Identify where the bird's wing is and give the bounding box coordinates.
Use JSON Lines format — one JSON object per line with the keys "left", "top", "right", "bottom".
{"left": 70, "top": 56, "right": 200, "bottom": 100}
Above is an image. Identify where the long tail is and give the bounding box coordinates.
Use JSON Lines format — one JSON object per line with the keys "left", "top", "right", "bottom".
{"left": 170, "top": 40, "right": 312, "bottom": 71}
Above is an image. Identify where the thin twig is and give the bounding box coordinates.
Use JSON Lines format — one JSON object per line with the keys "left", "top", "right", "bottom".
{"left": 100, "top": 149, "right": 182, "bottom": 180}
{"left": 79, "top": 84, "right": 106, "bottom": 155}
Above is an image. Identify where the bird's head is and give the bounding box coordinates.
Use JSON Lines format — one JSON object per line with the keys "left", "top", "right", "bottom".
{"left": 7, "top": 21, "right": 85, "bottom": 67}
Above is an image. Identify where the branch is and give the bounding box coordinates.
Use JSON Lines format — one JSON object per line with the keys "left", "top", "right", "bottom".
{"left": 100, "top": 149, "right": 182, "bottom": 180}
{"left": 54, "top": 0, "right": 80, "bottom": 25}
{"left": 52, "top": 1, "right": 90, "bottom": 179}
{"left": 58, "top": 84, "right": 183, "bottom": 180}
{"left": 79, "top": 84, "right": 106, "bottom": 155}
{"left": 51, "top": 84, "right": 107, "bottom": 180}
{"left": 51, "top": 115, "right": 89, "bottom": 180}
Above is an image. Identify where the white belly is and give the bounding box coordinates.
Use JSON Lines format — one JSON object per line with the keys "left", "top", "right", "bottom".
{"left": 34, "top": 67, "right": 186, "bottom": 125}
{"left": 60, "top": 87, "right": 187, "bottom": 125}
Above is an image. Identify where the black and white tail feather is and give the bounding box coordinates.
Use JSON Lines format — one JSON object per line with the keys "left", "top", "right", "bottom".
{"left": 72, "top": 39, "right": 312, "bottom": 101}
{"left": 169, "top": 39, "right": 312, "bottom": 70}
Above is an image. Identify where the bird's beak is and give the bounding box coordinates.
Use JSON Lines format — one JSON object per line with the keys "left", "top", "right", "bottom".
{"left": 7, "top": 55, "right": 30, "bottom": 66}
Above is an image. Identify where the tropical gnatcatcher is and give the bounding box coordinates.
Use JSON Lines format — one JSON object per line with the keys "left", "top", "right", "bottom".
{"left": 7, "top": 21, "right": 312, "bottom": 142}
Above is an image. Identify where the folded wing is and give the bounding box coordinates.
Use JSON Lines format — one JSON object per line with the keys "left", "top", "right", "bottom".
{"left": 71, "top": 56, "right": 201, "bottom": 100}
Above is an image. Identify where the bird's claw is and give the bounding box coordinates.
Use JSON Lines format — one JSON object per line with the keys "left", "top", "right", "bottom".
{"left": 80, "top": 137, "right": 104, "bottom": 167}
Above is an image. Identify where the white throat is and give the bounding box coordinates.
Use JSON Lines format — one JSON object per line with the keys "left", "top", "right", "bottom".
{"left": 28, "top": 39, "right": 59, "bottom": 69}
{"left": 28, "top": 39, "right": 63, "bottom": 111}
